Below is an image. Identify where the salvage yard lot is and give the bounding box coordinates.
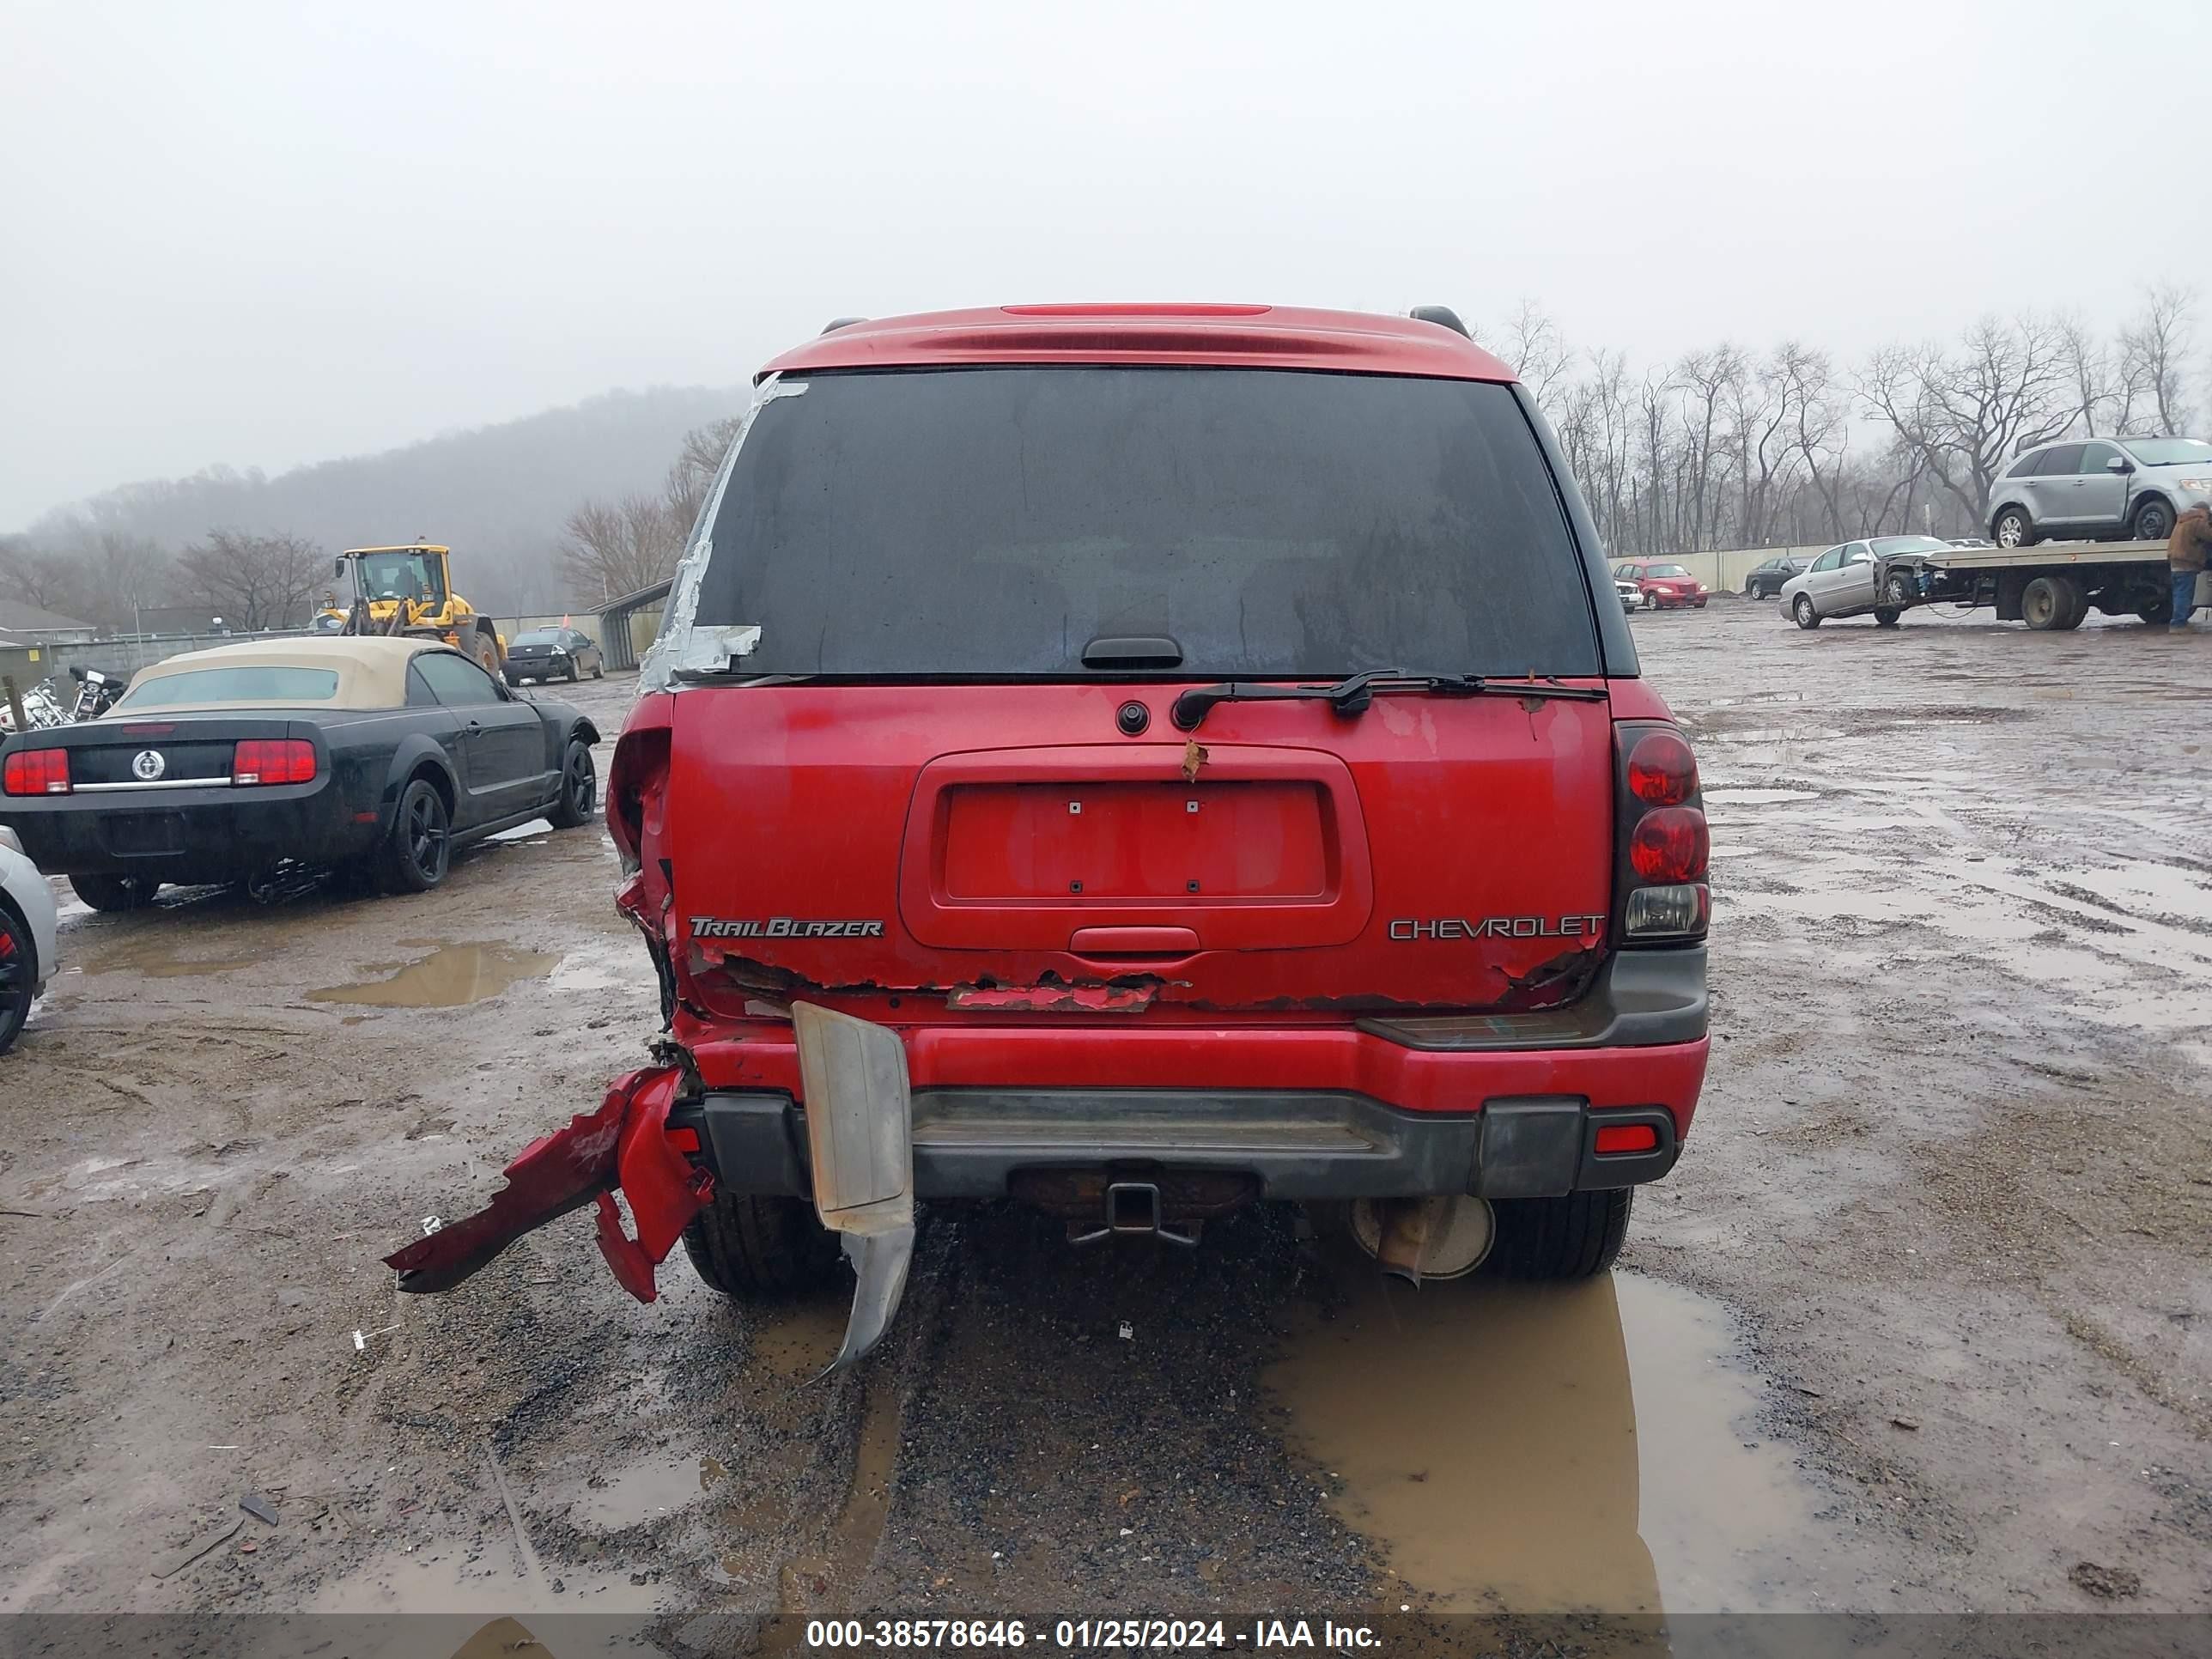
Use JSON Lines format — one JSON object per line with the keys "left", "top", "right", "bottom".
{"left": 1, "top": 602, "right": 2208, "bottom": 1638}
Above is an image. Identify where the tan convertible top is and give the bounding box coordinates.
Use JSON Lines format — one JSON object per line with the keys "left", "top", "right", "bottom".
{"left": 114, "top": 636, "right": 455, "bottom": 714}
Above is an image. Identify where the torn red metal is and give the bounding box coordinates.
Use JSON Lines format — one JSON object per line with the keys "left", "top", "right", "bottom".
{"left": 385, "top": 1066, "right": 711, "bottom": 1303}
{"left": 945, "top": 981, "right": 1158, "bottom": 1013}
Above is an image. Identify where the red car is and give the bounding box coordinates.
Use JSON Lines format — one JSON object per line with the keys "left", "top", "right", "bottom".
{"left": 1615, "top": 560, "right": 1710, "bottom": 610}
{"left": 387, "top": 304, "right": 1711, "bottom": 1368}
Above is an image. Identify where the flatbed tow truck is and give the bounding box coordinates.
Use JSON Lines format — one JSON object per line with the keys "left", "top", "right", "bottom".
{"left": 1877, "top": 538, "right": 2203, "bottom": 630}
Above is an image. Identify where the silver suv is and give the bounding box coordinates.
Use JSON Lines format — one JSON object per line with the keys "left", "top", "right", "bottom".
{"left": 1984, "top": 435, "right": 2212, "bottom": 548}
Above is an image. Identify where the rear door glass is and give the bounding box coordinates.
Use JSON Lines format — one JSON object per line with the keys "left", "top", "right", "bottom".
{"left": 695, "top": 368, "right": 1601, "bottom": 678}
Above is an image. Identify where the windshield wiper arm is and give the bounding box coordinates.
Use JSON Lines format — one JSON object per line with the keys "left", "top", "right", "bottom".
{"left": 1170, "top": 670, "right": 1605, "bottom": 732}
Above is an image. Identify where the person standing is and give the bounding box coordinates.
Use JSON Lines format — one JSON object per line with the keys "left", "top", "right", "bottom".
{"left": 2169, "top": 503, "right": 2212, "bottom": 624}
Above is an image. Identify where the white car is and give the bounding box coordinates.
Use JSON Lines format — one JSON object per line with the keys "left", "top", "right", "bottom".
{"left": 1, "top": 825, "right": 59, "bottom": 1054}
{"left": 1615, "top": 577, "right": 1640, "bottom": 612}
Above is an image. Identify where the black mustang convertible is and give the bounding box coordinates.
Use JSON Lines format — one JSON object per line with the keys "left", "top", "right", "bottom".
{"left": 0, "top": 637, "right": 600, "bottom": 909}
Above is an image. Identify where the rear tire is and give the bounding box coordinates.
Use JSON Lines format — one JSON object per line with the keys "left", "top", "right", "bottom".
{"left": 592, "top": 663, "right": 605, "bottom": 680}
{"left": 2055, "top": 577, "right": 2089, "bottom": 630}
{"left": 472, "top": 631, "right": 501, "bottom": 678}
{"left": 1793, "top": 594, "right": 1821, "bottom": 629}
{"left": 547, "top": 738, "right": 596, "bottom": 830}
{"left": 379, "top": 777, "right": 450, "bottom": 893}
{"left": 69, "top": 872, "right": 158, "bottom": 912}
{"left": 2023, "top": 575, "right": 2071, "bottom": 631}
{"left": 682, "top": 1193, "right": 845, "bottom": 1299}
{"left": 1993, "top": 506, "right": 2034, "bottom": 549}
{"left": 0, "top": 904, "right": 33, "bottom": 1054}
{"left": 1487, "top": 1189, "right": 1634, "bottom": 1281}
{"left": 1874, "top": 606, "right": 1902, "bottom": 627}
{"left": 2131, "top": 498, "right": 2175, "bottom": 544}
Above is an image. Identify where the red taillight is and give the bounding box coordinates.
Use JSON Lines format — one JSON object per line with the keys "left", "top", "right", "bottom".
{"left": 1627, "top": 730, "right": 1698, "bottom": 805}
{"left": 1594, "top": 1122, "right": 1660, "bottom": 1155}
{"left": 665, "top": 1126, "right": 701, "bottom": 1154}
{"left": 3, "top": 748, "right": 70, "bottom": 796}
{"left": 231, "top": 738, "right": 317, "bottom": 786}
{"left": 1630, "top": 806, "right": 1709, "bottom": 883}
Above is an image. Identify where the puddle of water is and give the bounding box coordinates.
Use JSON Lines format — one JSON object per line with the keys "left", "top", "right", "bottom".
{"left": 550, "top": 1444, "right": 703, "bottom": 1531}
{"left": 79, "top": 934, "right": 259, "bottom": 979}
{"left": 753, "top": 1297, "right": 850, "bottom": 1380}
{"left": 308, "top": 944, "right": 558, "bottom": 1008}
{"left": 1267, "top": 1267, "right": 1842, "bottom": 1614}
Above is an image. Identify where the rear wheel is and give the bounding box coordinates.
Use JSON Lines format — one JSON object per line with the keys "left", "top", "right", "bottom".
{"left": 380, "top": 777, "right": 450, "bottom": 892}
{"left": 1874, "top": 606, "right": 1902, "bottom": 627}
{"left": 2131, "top": 498, "right": 2175, "bottom": 544}
{"left": 2023, "top": 575, "right": 2073, "bottom": 631}
{"left": 0, "top": 905, "right": 33, "bottom": 1054}
{"left": 2138, "top": 591, "right": 2173, "bottom": 623}
{"left": 2055, "top": 577, "right": 2089, "bottom": 630}
{"left": 1793, "top": 594, "right": 1821, "bottom": 629}
{"left": 69, "top": 872, "right": 158, "bottom": 912}
{"left": 548, "top": 738, "right": 596, "bottom": 830}
{"left": 1487, "top": 1189, "right": 1634, "bottom": 1281}
{"left": 682, "top": 1193, "right": 845, "bottom": 1299}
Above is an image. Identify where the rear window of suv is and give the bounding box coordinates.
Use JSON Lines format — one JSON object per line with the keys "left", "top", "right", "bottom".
{"left": 693, "top": 368, "right": 1601, "bottom": 678}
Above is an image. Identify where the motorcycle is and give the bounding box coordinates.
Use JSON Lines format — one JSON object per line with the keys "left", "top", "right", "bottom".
{"left": 67, "top": 666, "right": 122, "bottom": 721}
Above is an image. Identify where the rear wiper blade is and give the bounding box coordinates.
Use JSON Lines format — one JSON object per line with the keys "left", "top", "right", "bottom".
{"left": 1170, "top": 670, "right": 1605, "bottom": 732}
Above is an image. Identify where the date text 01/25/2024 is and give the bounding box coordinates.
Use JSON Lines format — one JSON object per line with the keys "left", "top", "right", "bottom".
{"left": 800, "top": 1620, "right": 1381, "bottom": 1650}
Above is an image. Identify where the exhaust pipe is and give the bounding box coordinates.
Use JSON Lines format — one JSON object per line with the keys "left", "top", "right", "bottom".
{"left": 1352, "top": 1195, "right": 1496, "bottom": 1285}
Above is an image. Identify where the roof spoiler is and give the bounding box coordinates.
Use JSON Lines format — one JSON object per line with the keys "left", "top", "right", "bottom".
{"left": 820, "top": 316, "right": 868, "bottom": 334}
{"left": 1408, "top": 306, "right": 1470, "bottom": 338}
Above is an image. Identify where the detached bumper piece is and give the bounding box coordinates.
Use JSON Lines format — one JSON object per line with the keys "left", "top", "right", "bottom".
{"left": 382, "top": 1002, "right": 920, "bottom": 1373}
{"left": 383, "top": 1066, "right": 714, "bottom": 1303}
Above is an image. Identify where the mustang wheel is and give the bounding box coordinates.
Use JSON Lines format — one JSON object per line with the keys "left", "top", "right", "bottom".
{"left": 548, "top": 738, "right": 597, "bottom": 830}
{"left": 381, "top": 777, "right": 451, "bottom": 893}
{"left": 1793, "top": 594, "right": 1821, "bottom": 629}
{"left": 69, "top": 872, "right": 159, "bottom": 912}
{"left": 0, "top": 907, "right": 32, "bottom": 1054}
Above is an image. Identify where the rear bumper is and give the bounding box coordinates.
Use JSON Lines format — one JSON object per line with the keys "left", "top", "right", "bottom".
{"left": 679, "top": 946, "right": 1706, "bottom": 1203}
{"left": 683, "top": 1088, "right": 1680, "bottom": 1203}
{"left": 0, "top": 786, "right": 374, "bottom": 881}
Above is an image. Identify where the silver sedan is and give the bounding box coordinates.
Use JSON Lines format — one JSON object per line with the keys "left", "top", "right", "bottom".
{"left": 1780, "top": 535, "right": 1951, "bottom": 629}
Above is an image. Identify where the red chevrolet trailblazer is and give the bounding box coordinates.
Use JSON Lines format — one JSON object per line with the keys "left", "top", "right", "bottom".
{"left": 388, "top": 304, "right": 1712, "bottom": 1367}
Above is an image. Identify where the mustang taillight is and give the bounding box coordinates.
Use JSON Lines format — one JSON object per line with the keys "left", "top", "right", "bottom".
{"left": 231, "top": 739, "right": 317, "bottom": 786}
{"left": 3, "top": 748, "right": 70, "bottom": 796}
{"left": 1615, "top": 726, "right": 1708, "bottom": 943}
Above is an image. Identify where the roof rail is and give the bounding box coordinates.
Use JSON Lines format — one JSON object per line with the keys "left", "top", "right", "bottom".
{"left": 1408, "top": 306, "right": 1470, "bottom": 338}
{"left": 820, "top": 316, "right": 868, "bottom": 334}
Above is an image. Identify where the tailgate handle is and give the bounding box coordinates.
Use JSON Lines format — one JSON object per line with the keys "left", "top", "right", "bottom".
{"left": 1068, "top": 925, "right": 1200, "bottom": 957}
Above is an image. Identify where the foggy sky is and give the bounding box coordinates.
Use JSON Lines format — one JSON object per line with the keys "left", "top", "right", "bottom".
{"left": 4, "top": 0, "right": 2202, "bottom": 531}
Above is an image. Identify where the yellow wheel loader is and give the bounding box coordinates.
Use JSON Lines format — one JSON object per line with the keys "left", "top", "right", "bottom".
{"left": 324, "top": 544, "right": 507, "bottom": 676}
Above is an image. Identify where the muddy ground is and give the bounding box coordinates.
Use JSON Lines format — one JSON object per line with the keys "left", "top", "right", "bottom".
{"left": 2, "top": 602, "right": 2208, "bottom": 1650}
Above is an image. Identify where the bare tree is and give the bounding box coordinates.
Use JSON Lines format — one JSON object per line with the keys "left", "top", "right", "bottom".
{"left": 1859, "top": 314, "right": 2073, "bottom": 523}
{"left": 2117, "top": 282, "right": 2196, "bottom": 434}
{"left": 1494, "top": 300, "right": 1572, "bottom": 416}
{"left": 557, "top": 494, "right": 686, "bottom": 601}
{"left": 664, "top": 416, "right": 743, "bottom": 534}
{"left": 0, "top": 535, "right": 82, "bottom": 616}
{"left": 173, "top": 530, "right": 325, "bottom": 631}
